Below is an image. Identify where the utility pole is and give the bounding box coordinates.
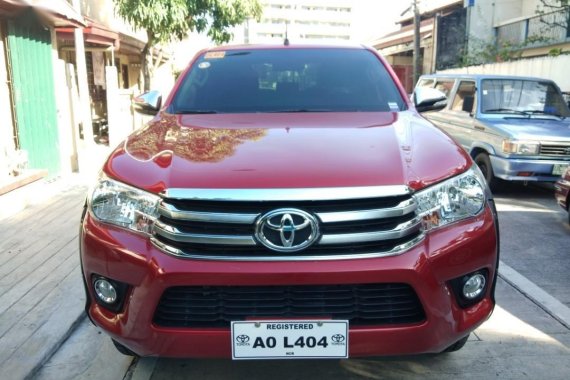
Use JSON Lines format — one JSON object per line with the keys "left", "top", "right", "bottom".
{"left": 413, "top": 0, "right": 421, "bottom": 86}
{"left": 71, "top": 0, "right": 94, "bottom": 149}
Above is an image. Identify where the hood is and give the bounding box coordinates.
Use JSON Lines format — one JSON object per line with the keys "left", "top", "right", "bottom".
{"left": 484, "top": 117, "right": 570, "bottom": 141}
{"left": 103, "top": 111, "right": 470, "bottom": 194}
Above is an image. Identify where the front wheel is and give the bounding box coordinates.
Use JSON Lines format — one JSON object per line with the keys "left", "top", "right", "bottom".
{"left": 474, "top": 153, "right": 499, "bottom": 191}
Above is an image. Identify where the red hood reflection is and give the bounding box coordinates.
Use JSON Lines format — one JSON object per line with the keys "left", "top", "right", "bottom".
{"left": 103, "top": 111, "right": 470, "bottom": 194}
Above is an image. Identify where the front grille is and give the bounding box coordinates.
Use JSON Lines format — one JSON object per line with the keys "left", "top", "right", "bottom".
{"left": 155, "top": 231, "right": 422, "bottom": 258}
{"left": 153, "top": 284, "right": 426, "bottom": 328}
{"left": 540, "top": 144, "right": 570, "bottom": 157}
{"left": 151, "top": 188, "right": 423, "bottom": 260}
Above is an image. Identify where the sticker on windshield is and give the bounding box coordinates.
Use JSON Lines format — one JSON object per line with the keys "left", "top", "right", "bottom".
{"left": 204, "top": 51, "right": 226, "bottom": 59}
{"left": 198, "top": 62, "right": 211, "bottom": 69}
{"left": 388, "top": 102, "right": 399, "bottom": 111}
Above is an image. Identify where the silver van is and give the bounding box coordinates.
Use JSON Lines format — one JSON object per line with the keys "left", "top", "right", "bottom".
{"left": 413, "top": 74, "right": 570, "bottom": 189}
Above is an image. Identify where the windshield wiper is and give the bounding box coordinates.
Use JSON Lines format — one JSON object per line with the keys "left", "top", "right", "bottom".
{"left": 265, "top": 109, "right": 337, "bottom": 113}
{"left": 519, "top": 110, "right": 566, "bottom": 119}
{"left": 172, "top": 109, "right": 218, "bottom": 114}
{"left": 484, "top": 108, "right": 528, "bottom": 115}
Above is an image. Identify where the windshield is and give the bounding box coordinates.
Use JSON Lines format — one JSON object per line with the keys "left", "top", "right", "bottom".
{"left": 481, "top": 79, "right": 570, "bottom": 117}
{"left": 170, "top": 48, "right": 406, "bottom": 114}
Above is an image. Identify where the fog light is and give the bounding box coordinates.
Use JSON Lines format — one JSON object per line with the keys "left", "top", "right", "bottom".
{"left": 94, "top": 278, "right": 117, "bottom": 304}
{"left": 449, "top": 269, "right": 489, "bottom": 308}
{"left": 462, "top": 274, "right": 486, "bottom": 299}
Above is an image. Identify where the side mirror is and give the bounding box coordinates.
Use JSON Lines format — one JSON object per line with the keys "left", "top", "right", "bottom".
{"left": 413, "top": 87, "right": 447, "bottom": 113}
{"left": 133, "top": 90, "right": 162, "bottom": 115}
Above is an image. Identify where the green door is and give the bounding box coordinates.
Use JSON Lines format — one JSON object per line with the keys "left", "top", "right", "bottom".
{"left": 7, "top": 10, "right": 60, "bottom": 176}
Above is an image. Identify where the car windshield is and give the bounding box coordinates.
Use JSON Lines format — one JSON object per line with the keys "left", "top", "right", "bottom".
{"left": 481, "top": 79, "right": 570, "bottom": 117}
{"left": 170, "top": 48, "right": 406, "bottom": 114}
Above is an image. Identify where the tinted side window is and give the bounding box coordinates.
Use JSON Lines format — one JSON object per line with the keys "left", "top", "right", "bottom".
{"left": 171, "top": 49, "right": 406, "bottom": 113}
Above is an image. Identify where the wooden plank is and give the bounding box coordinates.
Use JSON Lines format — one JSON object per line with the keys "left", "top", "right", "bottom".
{"left": 0, "top": 266, "right": 85, "bottom": 379}
{"left": 0, "top": 249, "right": 78, "bottom": 338}
{"left": 0, "top": 206, "right": 81, "bottom": 281}
{"left": 0, "top": 185, "right": 85, "bottom": 235}
{"left": 0, "top": 186, "right": 85, "bottom": 262}
{"left": 0, "top": 236, "right": 77, "bottom": 314}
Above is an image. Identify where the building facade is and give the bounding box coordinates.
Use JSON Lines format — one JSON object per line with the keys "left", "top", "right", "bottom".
{"left": 373, "top": 0, "right": 570, "bottom": 92}
{"left": 0, "top": 0, "right": 174, "bottom": 211}
{"left": 235, "top": 0, "right": 355, "bottom": 44}
{"left": 0, "top": 0, "right": 85, "bottom": 188}
{"left": 372, "top": 0, "right": 464, "bottom": 92}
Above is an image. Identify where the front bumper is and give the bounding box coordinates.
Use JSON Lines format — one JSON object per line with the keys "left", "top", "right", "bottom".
{"left": 80, "top": 204, "right": 499, "bottom": 358}
{"left": 490, "top": 155, "right": 570, "bottom": 182}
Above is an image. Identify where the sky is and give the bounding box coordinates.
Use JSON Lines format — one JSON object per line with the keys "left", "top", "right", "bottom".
{"left": 351, "top": 0, "right": 408, "bottom": 44}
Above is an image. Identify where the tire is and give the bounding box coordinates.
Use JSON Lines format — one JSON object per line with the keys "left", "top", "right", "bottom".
{"left": 442, "top": 334, "right": 469, "bottom": 353}
{"left": 474, "top": 153, "right": 499, "bottom": 191}
{"left": 112, "top": 339, "right": 139, "bottom": 356}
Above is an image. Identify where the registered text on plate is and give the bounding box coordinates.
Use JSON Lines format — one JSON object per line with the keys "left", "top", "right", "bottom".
{"left": 231, "top": 320, "right": 349, "bottom": 359}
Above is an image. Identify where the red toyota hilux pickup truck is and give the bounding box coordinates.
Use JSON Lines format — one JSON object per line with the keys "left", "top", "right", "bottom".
{"left": 80, "top": 44, "right": 499, "bottom": 359}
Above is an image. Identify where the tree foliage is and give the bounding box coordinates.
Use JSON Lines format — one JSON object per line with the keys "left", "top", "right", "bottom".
{"left": 113, "top": 0, "right": 262, "bottom": 89}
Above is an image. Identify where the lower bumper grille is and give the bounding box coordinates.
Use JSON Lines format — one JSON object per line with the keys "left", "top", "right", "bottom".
{"left": 153, "top": 284, "right": 426, "bottom": 328}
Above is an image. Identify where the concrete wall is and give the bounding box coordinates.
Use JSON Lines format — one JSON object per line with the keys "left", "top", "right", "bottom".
{"left": 439, "top": 54, "right": 570, "bottom": 92}
{"left": 465, "top": 0, "right": 551, "bottom": 56}
{"left": 466, "top": 0, "right": 523, "bottom": 50}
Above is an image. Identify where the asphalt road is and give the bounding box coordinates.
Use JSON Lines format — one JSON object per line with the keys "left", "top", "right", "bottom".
{"left": 34, "top": 182, "right": 570, "bottom": 380}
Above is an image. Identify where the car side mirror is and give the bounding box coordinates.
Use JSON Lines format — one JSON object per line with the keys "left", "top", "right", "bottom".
{"left": 133, "top": 90, "right": 162, "bottom": 115}
{"left": 413, "top": 87, "right": 447, "bottom": 113}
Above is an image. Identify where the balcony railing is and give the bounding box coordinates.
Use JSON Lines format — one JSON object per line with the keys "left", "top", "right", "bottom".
{"left": 496, "top": 8, "right": 570, "bottom": 50}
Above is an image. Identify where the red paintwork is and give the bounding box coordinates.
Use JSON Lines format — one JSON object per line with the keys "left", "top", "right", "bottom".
{"left": 554, "top": 166, "right": 570, "bottom": 211}
{"left": 81, "top": 205, "right": 498, "bottom": 357}
{"left": 81, "top": 44, "right": 498, "bottom": 358}
{"left": 103, "top": 111, "right": 470, "bottom": 193}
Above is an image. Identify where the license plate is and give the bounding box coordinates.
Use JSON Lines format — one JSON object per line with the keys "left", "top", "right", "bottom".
{"left": 231, "top": 320, "right": 348, "bottom": 360}
{"left": 553, "top": 164, "right": 569, "bottom": 176}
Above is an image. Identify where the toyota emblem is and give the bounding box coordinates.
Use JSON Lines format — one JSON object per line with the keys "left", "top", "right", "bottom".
{"left": 255, "top": 208, "right": 320, "bottom": 252}
{"left": 236, "top": 335, "right": 250, "bottom": 343}
{"left": 331, "top": 334, "right": 346, "bottom": 343}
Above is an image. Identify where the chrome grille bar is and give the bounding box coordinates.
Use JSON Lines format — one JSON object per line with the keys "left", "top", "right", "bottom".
{"left": 161, "top": 185, "right": 411, "bottom": 201}
{"left": 319, "top": 217, "right": 422, "bottom": 245}
{"left": 317, "top": 199, "right": 417, "bottom": 223}
{"left": 540, "top": 144, "right": 570, "bottom": 157}
{"left": 154, "top": 221, "right": 255, "bottom": 245}
{"left": 158, "top": 202, "right": 259, "bottom": 224}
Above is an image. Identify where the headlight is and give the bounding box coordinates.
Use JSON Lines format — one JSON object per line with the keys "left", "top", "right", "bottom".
{"left": 88, "top": 177, "right": 160, "bottom": 235}
{"left": 413, "top": 166, "right": 486, "bottom": 231}
{"left": 502, "top": 140, "right": 540, "bottom": 155}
